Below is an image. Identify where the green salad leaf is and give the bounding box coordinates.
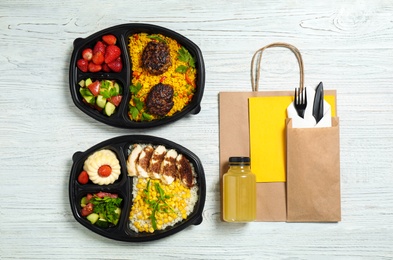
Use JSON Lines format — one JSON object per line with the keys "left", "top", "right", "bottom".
{"left": 90, "top": 196, "right": 122, "bottom": 225}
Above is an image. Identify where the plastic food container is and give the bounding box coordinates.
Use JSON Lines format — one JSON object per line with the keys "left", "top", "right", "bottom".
{"left": 69, "top": 23, "right": 205, "bottom": 128}
{"left": 69, "top": 135, "right": 206, "bottom": 242}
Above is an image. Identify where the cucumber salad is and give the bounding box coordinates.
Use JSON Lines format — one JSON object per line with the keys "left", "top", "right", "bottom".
{"left": 80, "top": 192, "right": 122, "bottom": 228}
{"left": 78, "top": 78, "right": 123, "bottom": 116}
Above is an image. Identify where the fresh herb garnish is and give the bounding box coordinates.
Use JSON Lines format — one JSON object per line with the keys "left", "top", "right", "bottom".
{"left": 130, "top": 82, "right": 142, "bottom": 95}
{"left": 147, "top": 34, "right": 167, "bottom": 43}
{"left": 177, "top": 46, "right": 195, "bottom": 69}
{"left": 90, "top": 195, "right": 122, "bottom": 225}
{"left": 143, "top": 180, "right": 174, "bottom": 230}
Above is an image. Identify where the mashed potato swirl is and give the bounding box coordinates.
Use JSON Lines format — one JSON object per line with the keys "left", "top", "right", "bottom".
{"left": 83, "top": 149, "right": 121, "bottom": 185}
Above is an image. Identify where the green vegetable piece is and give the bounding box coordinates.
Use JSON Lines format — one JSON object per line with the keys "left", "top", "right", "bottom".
{"left": 129, "top": 106, "right": 139, "bottom": 120}
{"left": 104, "top": 102, "right": 116, "bottom": 116}
{"left": 90, "top": 194, "right": 122, "bottom": 226}
{"left": 78, "top": 79, "right": 85, "bottom": 88}
{"left": 80, "top": 196, "right": 88, "bottom": 208}
{"left": 142, "top": 112, "right": 152, "bottom": 121}
{"left": 86, "top": 213, "right": 99, "bottom": 224}
{"left": 147, "top": 34, "right": 167, "bottom": 43}
{"left": 96, "top": 95, "right": 107, "bottom": 109}
{"left": 85, "top": 78, "right": 93, "bottom": 87}
{"left": 133, "top": 97, "right": 144, "bottom": 111}
{"left": 175, "top": 65, "right": 188, "bottom": 74}
{"left": 95, "top": 218, "right": 109, "bottom": 228}
{"left": 130, "top": 83, "right": 142, "bottom": 95}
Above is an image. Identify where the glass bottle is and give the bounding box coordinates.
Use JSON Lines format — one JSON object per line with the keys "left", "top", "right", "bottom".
{"left": 223, "top": 157, "right": 256, "bottom": 222}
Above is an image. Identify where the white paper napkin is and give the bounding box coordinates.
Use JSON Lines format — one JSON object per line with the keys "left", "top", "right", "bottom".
{"left": 287, "top": 87, "right": 331, "bottom": 128}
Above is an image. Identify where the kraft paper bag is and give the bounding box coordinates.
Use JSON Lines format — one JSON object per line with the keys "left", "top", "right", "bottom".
{"left": 219, "top": 42, "right": 305, "bottom": 221}
{"left": 219, "top": 91, "right": 290, "bottom": 221}
{"left": 286, "top": 117, "right": 341, "bottom": 222}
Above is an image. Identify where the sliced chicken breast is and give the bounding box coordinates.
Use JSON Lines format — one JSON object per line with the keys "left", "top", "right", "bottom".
{"left": 148, "top": 145, "right": 167, "bottom": 179}
{"left": 127, "top": 144, "right": 143, "bottom": 176}
{"left": 136, "top": 145, "right": 154, "bottom": 178}
{"left": 176, "top": 154, "right": 194, "bottom": 188}
{"left": 161, "top": 149, "right": 178, "bottom": 185}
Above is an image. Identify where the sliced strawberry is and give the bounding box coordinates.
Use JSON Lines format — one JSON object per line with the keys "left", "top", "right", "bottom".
{"left": 88, "top": 62, "right": 102, "bottom": 72}
{"left": 104, "top": 45, "right": 121, "bottom": 64}
{"left": 92, "top": 51, "right": 104, "bottom": 65}
{"left": 102, "top": 63, "right": 111, "bottom": 72}
{"left": 102, "top": 34, "right": 117, "bottom": 45}
{"left": 77, "top": 59, "right": 88, "bottom": 72}
{"left": 93, "top": 40, "right": 106, "bottom": 55}
{"left": 108, "top": 95, "right": 122, "bottom": 107}
{"left": 87, "top": 80, "right": 100, "bottom": 96}
{"left": 82, "top": 48, "right": 93, "bottom": 61}
{"left": 107, "top": 57, "right": 123, "bottom": 73}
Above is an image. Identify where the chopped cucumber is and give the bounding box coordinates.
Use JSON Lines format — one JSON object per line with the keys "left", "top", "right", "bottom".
{"left": 113, "top": 208, "right": 121, "bottom": 225}
{"left": 95, "top": 218, "right": 109, "bottom": 228}
{"left": 86, "top": 213, "right": 99, "bottom": 224}
{"left": 113, "top": 82, "right": 121, "bottom": 95}
{"left": 84, "top": 95, "right": 95, "bottom": 105}
{"left": 104, "top": 102, "right": 116, "bottom": 116}
{"left": 85, "top": 78, "right": 93, "bottom": 87}
{"left": 96, "top": 95, "right": 107, "bottom": 109}
{"left": 78, "top": 79, "right": 85, "bottom": 88}
{"left": 80, "top": 197, "right": 88, "bottom": 208}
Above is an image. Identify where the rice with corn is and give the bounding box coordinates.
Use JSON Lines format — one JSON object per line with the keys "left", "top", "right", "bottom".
{"left": 128, "top": 149, "right": 198, "bottom": 233}
{"left": 128, "top": 33, "right": 197, "bottom": 121}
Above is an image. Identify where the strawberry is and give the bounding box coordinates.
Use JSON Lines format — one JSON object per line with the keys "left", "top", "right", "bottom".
{"left": 102, "top": 63, "right": 111, "bottom": 72}
{"left": 88, "top": 62, "right": 102, "bottom": 72}
{"left": 102, "top": 34, "right": 117, "bottom": 45}
{"left": 77, "top": 59, "right": 88, "bottom": 72}
{"left": 92, "top": 51, "right": 104, "bottom": 65}
{"left": 82, "top": 48, "right": 93, "bottom": 61}
{"left": 107, "top": 57, "right": 123, "bottom": 72}
{"left": 104, "top": 45, "right": 121, "bottom": 64}
{"left": 93, "top": 40, "right": 106, "bottom": 55}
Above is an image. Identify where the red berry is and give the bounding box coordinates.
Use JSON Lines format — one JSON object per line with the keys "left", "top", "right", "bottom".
{"left": 77, "top": 59, "right": 88, "bottom": 72}
{"left": 104, "top": 45, "right": 121, "bottom": 64}
{"left": 93, "top": 40, "right": 106, "bottom": 55}
{"left": 92, "top": 51, "right": 104, "bottom": 65}
{"left": 82, "top": 48, "right": 93, "bottom": 61}
{"left": 77, "top": 170, "right": 89, "bottom": 184}
{"left": 102, "top": 34, "right": 117, "bottom": 45}
{"left": 107, "top": 57, "right": 123, "bottom": 72}
{"left": 88, "top": 62, "right": 102, "bottom": 72}
{"left": 102, "top": 63, "right": 111, "bottom": 72}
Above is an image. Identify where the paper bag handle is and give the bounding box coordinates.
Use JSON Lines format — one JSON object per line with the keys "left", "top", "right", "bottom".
{"left": 251, "top": 42, "right": 304, "bottom": 92}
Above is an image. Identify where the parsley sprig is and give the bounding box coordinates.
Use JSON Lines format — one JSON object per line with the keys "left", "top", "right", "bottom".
{"left": 90, "top": 195, "right": 122, "bottom": 225}
{"left": 143, "top": 180, "right": 174, "bottom": 230}
{"left": 128, "top": 82, "right": 152, "bottom": 121}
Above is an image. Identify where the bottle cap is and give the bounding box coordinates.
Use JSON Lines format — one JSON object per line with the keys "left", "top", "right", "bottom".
{"left": 229, "top": 157, "right": 250, "bottom": 165}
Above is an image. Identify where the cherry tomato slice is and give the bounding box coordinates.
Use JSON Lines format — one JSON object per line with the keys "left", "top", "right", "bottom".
{"left": 87, "top": 80, "right": 100, "bottom": 96}
{"left": 98, "top": 165, "right": 112, "bottom": 177}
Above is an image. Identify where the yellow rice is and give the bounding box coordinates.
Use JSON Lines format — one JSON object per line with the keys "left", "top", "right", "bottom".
{"left": 128, "top": 33, "right": 197, "bottom": 121}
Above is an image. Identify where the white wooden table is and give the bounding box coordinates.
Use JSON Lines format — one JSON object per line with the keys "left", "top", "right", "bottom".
{"left": 1, "top": 1, "right": 392, "bottom": 259}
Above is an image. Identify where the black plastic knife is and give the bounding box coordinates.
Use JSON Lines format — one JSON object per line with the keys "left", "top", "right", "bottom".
{"left": 313, "top": 82, "right": 324, "bottom": 123}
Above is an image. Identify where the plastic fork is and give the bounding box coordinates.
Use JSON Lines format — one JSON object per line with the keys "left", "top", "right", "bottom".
{"left": 294, "top": 87, "right": 307, "bottom": 118}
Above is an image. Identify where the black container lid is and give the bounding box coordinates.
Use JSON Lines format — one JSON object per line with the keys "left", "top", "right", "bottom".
{"left": 229, "top": 157, "right": 250, "bottom": 165}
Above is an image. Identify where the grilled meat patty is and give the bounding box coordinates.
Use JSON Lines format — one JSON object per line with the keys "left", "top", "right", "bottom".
{"left": 146, "top": 83, "right": 174, "bottom": 116}
{"left": 141, "top": 41, "right": 172, "bottom": 75}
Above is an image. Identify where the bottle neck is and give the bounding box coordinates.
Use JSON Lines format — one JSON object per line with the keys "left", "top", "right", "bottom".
{"left": 229, "top": 164, "right": 251, "bottom": 172}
